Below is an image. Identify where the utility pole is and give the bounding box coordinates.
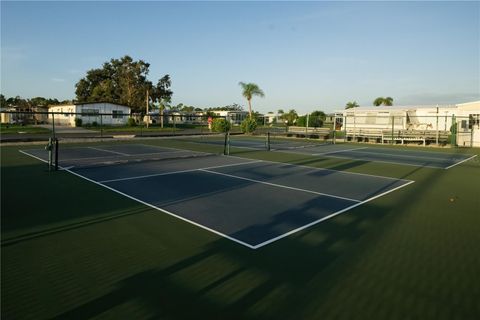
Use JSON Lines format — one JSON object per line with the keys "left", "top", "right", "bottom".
{"left": 146, "top": 89, "right": 149, "bottom": 129}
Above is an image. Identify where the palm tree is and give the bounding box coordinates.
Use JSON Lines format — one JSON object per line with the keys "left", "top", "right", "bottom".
{"left": 373, "top": 97, "right": 393, "bottom": 106}
{"left": 345, "top": 101, "right": 359, "bottom": 109}
{"left": 384, "top": 97, "right": 393, "bottom": 106}
{"left": 282, "top": 109, "right": 298, "bottom": 125}
{"left": 239, "top": 82, "right": 265, "bottom": 117}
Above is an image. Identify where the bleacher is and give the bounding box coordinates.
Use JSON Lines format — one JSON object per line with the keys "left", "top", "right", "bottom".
{"left": 346, "top": 129, "right": 451, "bottom": 145}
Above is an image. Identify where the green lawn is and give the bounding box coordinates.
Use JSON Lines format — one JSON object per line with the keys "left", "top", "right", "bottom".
{"left": 0, "top": 124, "right": 51, "bottom": 134}
{"left": 1, "top": 138, "right": 479, "bottom": 319}
{"left": 99, "top": 125, "right": 184, "bottom": 132}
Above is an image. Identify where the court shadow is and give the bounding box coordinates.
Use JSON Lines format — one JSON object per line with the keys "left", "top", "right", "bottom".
{"left": 52, "top": 199, "right": 393, "bottom": 319}
{"left": 1, "top": 162, "right": 150, "bottom": 242}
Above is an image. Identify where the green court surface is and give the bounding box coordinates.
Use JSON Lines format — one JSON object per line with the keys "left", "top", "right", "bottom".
{"left": 2, "top": 138, "right": 480, "bottom": 319}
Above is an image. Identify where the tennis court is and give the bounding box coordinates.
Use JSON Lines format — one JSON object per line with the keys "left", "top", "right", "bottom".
{"left": 21, "top": 143, "right": 413, "bottom": 248}
{"left": 189, "top": 135, "right": 476, "bottom": 169}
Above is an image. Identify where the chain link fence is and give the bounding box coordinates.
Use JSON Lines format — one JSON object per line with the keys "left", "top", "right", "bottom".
{"left": 335, "top": 113, "right": 479, "bottom": 147}
{"left": 0, "top": 111, "right": 227, "bottom": 142}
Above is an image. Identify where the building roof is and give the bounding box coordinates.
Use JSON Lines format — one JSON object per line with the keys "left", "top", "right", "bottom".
{"left": 48, "top": 101, "right": 131, "bottom": 109}
{"left": 336, "top": 104, "right": 458, "bottom": 113}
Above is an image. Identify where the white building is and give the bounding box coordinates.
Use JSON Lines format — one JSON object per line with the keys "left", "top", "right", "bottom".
{"left": 336, "top": 101, "right": 480, "bottom": 147}
{"left": 211, "top": 110, "right": 249, "bottom": 125}
{"left": 48, "top": 102, "right": 131, "bottom": 126}
{"left": 143, "top": 110, "right": 208, "bottom": 125}
{"left": 455, "top": 101, "right": 480, "bottom": 147}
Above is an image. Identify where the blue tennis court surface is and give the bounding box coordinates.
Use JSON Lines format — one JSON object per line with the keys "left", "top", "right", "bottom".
{"left": 193, "top": 136, "right": 476, "bottom": 169}
{"left": 22, "top": 144, "right": 414, "bottom": 249}
{"left": 280, "top": 145, "right": 476, "bottom": 169}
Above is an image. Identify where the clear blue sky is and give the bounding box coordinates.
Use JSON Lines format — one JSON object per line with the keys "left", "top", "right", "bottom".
{"left": 1, "top": 1, "right": 479, "bottom": 114}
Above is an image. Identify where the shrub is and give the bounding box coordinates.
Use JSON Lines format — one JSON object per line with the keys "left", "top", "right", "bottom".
{"left": 91, "top": 121, "right": 98, "bottom": 127}
{"left": 211, "top": 118, "right": 231, "bottom": 132}
{"left": 296, "top": 116, "right": 307, "bottom": 127}
{"left": 74, "top": 118, "right": 82, "bottom": 127}
{"left": 241, "top": 117, "right": 257, "bottom": 134}
{"left": 127, "top": 117, "right": 137, "bottom": 127}
{"left": 450, "top": 122, "right": 457, "bottom": 133}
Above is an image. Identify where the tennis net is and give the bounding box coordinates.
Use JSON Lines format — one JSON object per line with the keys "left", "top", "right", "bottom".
{"left": 23, "top": 140, "right": 227, "bottom": 170}
{"left": 256, "top": 131, "right": 334, "bottom": 151}
{"left": 59, "top": 148, "right": 216, "bottom": 170}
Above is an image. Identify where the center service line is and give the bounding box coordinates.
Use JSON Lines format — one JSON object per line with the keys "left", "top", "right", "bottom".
{"left": 199, "top": 169, "right": 361, "bottom": 203}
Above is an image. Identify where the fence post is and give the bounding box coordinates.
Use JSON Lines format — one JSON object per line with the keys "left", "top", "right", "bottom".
{"left": 306, "top": 113, "right": 309, "bottom": 134}
{"left": 471, "top": 121, "right": 474, "bottom": 148}
{"left": 391, "top": 115, "right": 394, "bottom": 145}
{"left": 52, "top": 112, "right": 56, "bottom": 139}
{"left": 451, "top": 114, "right": 456, "bottom": 147}
{"left": 353, "top": 113, "right": 356, "bottom": 142}
{"left": 436, "top": 107, "right": 439, "bottom": 146}
{"left": 55, "top": 138, "right": 59, "bottom": 171}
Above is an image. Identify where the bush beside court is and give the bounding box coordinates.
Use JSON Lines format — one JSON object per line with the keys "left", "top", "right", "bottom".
{"left": 211, "top": 118, "right": 231, "bottom": 133}
{"left": 241, "top": 117, "right": 257, "bottom": 133}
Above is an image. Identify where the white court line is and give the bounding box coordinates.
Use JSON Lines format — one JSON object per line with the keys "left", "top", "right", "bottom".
{"left": 19, "top": 149, "right": 415, "bottom": 250}
{"left": 88, "top": 146, "right": 130, "bottom": 156}
{"left": 251, "top": 180, "right": 415, "bottom": 249}
{"left": 344, "top": 148, "right": 464, "bottom": 162}
{"left": 57, "top": 150, "right": 203, "bottom": 164}
{"left": 277, "top": 145, "right": 471, "bottom": 169}
{"left": 322, "top": 154, "right": 450, "bottom": 169}
{"left": 444, "top": 154, "right": 478, "bottom": 170}
{"left": 138, "top": 143, "right": 209, "bottom": 152}
{"left": 226, "top": 154, "right": 414, "bottom": 182}
{"left": 99, "top": 160, "right": 263, "bottom": 183}
{"left": 19, "top": 150, "right": 49, "bottom": 164}
{"left": 64, "top": 168, "right": 259, "bottom": 250}
{"left": 312, "top": 146, "right": 368, "bottom": 155}
{"left": 199, "top": 169, "right": 361, "bottom": 203}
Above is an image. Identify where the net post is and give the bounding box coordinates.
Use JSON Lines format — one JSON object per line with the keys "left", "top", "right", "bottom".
{"left": 100, "top": 113, "right": 103, "bottom": 140}
{"left": 267, "top": 131, "right": 271, "bottom": 151}
{"left": 224, "top": 131, "right": 230, "bottom": 155}
{"left": 46, "top": 137, "right": 53, "bottom": 171}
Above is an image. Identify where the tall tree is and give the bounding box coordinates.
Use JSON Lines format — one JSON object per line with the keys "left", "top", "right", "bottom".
{"left": 239, "top": 82, "right": 265, "bottom": 117}
{"left": 152, "top": 75, "right": 173, "bottom": 106}
{"left": 373, "top": 97, "right": 393, "bottom": 106}
{"left": 151, "top": 75, "right": 173, "bottom": 128}
{"left": 0, "top": 94, "right": 6, "bottom": 108}
{"left": 309, "top": 110, "right": 326, "bottom": 127}
{"left": 345, "top": 101, "right": 359, "bottom": 109}
{"left": 75, "top": 55, "right": 171, "bottom": 112}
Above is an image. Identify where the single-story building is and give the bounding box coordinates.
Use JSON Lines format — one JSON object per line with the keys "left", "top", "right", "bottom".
{"left": 143, "top": 110, "right": 209, "bottom": 125}
{"left": 48, "top": 102, "right": 131, "bottom": 126}
{"left": 336, "top": 101, "right": 479, "bottom": 147}
{"left": 211, "top": 110, "right": 249, "bottom": 125}
{"left": 1, "top": 106, "right": 49, "bottom": 124}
